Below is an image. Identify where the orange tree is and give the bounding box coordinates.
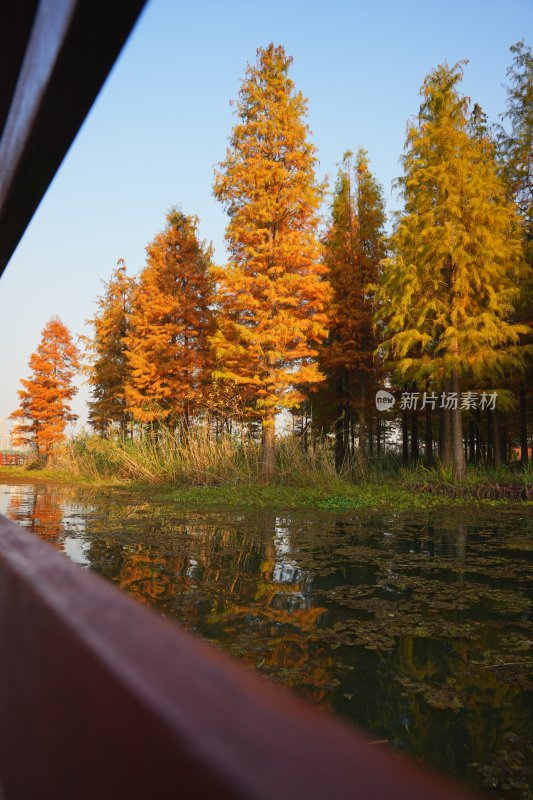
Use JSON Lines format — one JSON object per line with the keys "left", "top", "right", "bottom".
{"left": 319, "top": 149, "right": 386, "bottom": 467}
{"left": 125, "top": 209, "right": 215, "bottom": 430}
{"left": 10, "top": 317, "right": 79, "bottom": 459}
{"left": 212, "top": 44, "right": 330, "bottom": 479}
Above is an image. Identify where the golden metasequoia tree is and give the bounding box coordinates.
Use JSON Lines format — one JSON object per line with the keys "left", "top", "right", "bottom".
{"left": 320, "top": 149, "right": 386, "bottom": 467}
{"left": 375, "top": 63, "right": 528, "bottom": 479}
{"left": 86, "top": 259, "right": 134, "bottom": 436}
{"left": 125, "top": 210, "right": 215, "bottom": 428}
{"left": 212, "top": 44, "right": 331, "bottom": 478}
{"left": 10, "top": 317, "right": 79, "bottom": 459}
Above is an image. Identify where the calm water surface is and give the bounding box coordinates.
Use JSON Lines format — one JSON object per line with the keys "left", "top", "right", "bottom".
{"left": 1, "top": 480, "right": 532, "bottom": 798}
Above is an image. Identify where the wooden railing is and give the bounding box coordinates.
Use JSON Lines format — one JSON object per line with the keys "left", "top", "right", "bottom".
{"left": 0, "top": 454, "right": 25, "bottom": 466}
{"left": 0, "top": 513, "right": 480, "bottom": 799}
{"left": 0, "top": 0, "right": 146, "bottom": 275}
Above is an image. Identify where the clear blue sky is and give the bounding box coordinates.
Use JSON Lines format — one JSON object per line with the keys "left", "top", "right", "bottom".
{"left": 0, "top": 0, "right": 530, "bottom": 429}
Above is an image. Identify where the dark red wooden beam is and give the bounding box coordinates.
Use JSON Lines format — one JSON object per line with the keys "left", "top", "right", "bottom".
{"left": 0, "top": 513, "right": 481, "bottom": 800}
{"left": 0, "top": 3, "right": 39, "bottom": 139}
{"left": 0, "top": 0, "right": 147, "bottom": 276}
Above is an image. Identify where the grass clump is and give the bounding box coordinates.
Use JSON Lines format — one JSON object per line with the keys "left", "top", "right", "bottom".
{"left": 3, "top": 427, "right": 530, "bottom": 510}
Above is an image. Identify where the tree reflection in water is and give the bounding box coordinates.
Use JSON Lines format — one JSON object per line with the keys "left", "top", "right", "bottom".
{"left": 0, "top": 480, "right": 531, "bottom": 799}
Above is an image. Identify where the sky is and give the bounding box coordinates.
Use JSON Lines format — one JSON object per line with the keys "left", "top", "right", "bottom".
{"left": 0, "top": 0, "right": 531, "bottom": 432}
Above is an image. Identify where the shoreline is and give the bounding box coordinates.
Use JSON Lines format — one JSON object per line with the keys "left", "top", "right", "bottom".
{"left": 0, "top": 466, "right": 531, "bottom": 512}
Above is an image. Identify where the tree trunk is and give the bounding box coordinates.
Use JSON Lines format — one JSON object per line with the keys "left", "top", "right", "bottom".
{"left": 344, "top": 403, "right": 351, "bottom": 461}
{"left": 439, "top": 378, "right": 452, "bottom": 467}
{"left": 262, "top": 416, "right": 276, "bottom": 481}
{"left": 439, "top": 408, "right": 452, "bottom": 466}
{"left": 358, "top": 376, "right": 366, "bottom": 465}
{"left": 468, "top": 416, "right": 475, "bottom": 465}
{"left": 410, "top": 407, "right": 419, "bottom": 465}
{"left": 475, "top": 407, "right": 482, "bottom": 465}
{"left": 335, "top": 371, "right": 345, "bottom": 471}
{"left": 334, "top": 414, "right": 344, "bottom": 472}
{"left": 402, "top": 410, "right": 409, "bottom": 467}
{"left": 486, "top": 409, "right": 493, "bottom": 464}
{"left": 503, "top": 426, "right": 509, "bottom": 464}
{"left": 425, "top": 405, "right": 433, "bottom": 467}
{"left": 343, "top": 379, "right": 351, "bottom": 462}
{"left": 451, "top": 369, "right": 466, "bottom": 480}
{"left": 493, "top": 410, "right": 502, "bottom": 466}
{"left": 519, "top": 380, "right": 528, "bottom": 465}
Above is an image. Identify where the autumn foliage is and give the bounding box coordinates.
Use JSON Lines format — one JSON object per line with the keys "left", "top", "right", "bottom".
{"left": 125, "top": 210, "right": 215, "bottom": 428}
{"left": 14, "top": 43, "right": 531, "bottom": 482}
{"left": 212, "top": 44, "right": 331, "bottom": 477}
{"left": 375, "top": 62, "right": 529, "bottom": 478}
{"left": 10, "top": 317, "right": 79, "bottom": 459}
{"left": 319, "top": 149, "right": 386, "bottom": 466}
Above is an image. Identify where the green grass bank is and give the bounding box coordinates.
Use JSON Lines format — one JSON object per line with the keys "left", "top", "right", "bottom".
{"left": 1, "top": 432, "right": 530, "bottom": 511}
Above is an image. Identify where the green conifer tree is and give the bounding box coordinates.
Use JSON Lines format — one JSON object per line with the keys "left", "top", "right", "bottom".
{"left": 86, "top": 259, "right": 134, "bottom": 436}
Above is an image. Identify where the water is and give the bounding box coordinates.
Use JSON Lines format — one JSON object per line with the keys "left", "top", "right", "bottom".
{"left": 1, "top": 479, "right": 532, "bottom": 798}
